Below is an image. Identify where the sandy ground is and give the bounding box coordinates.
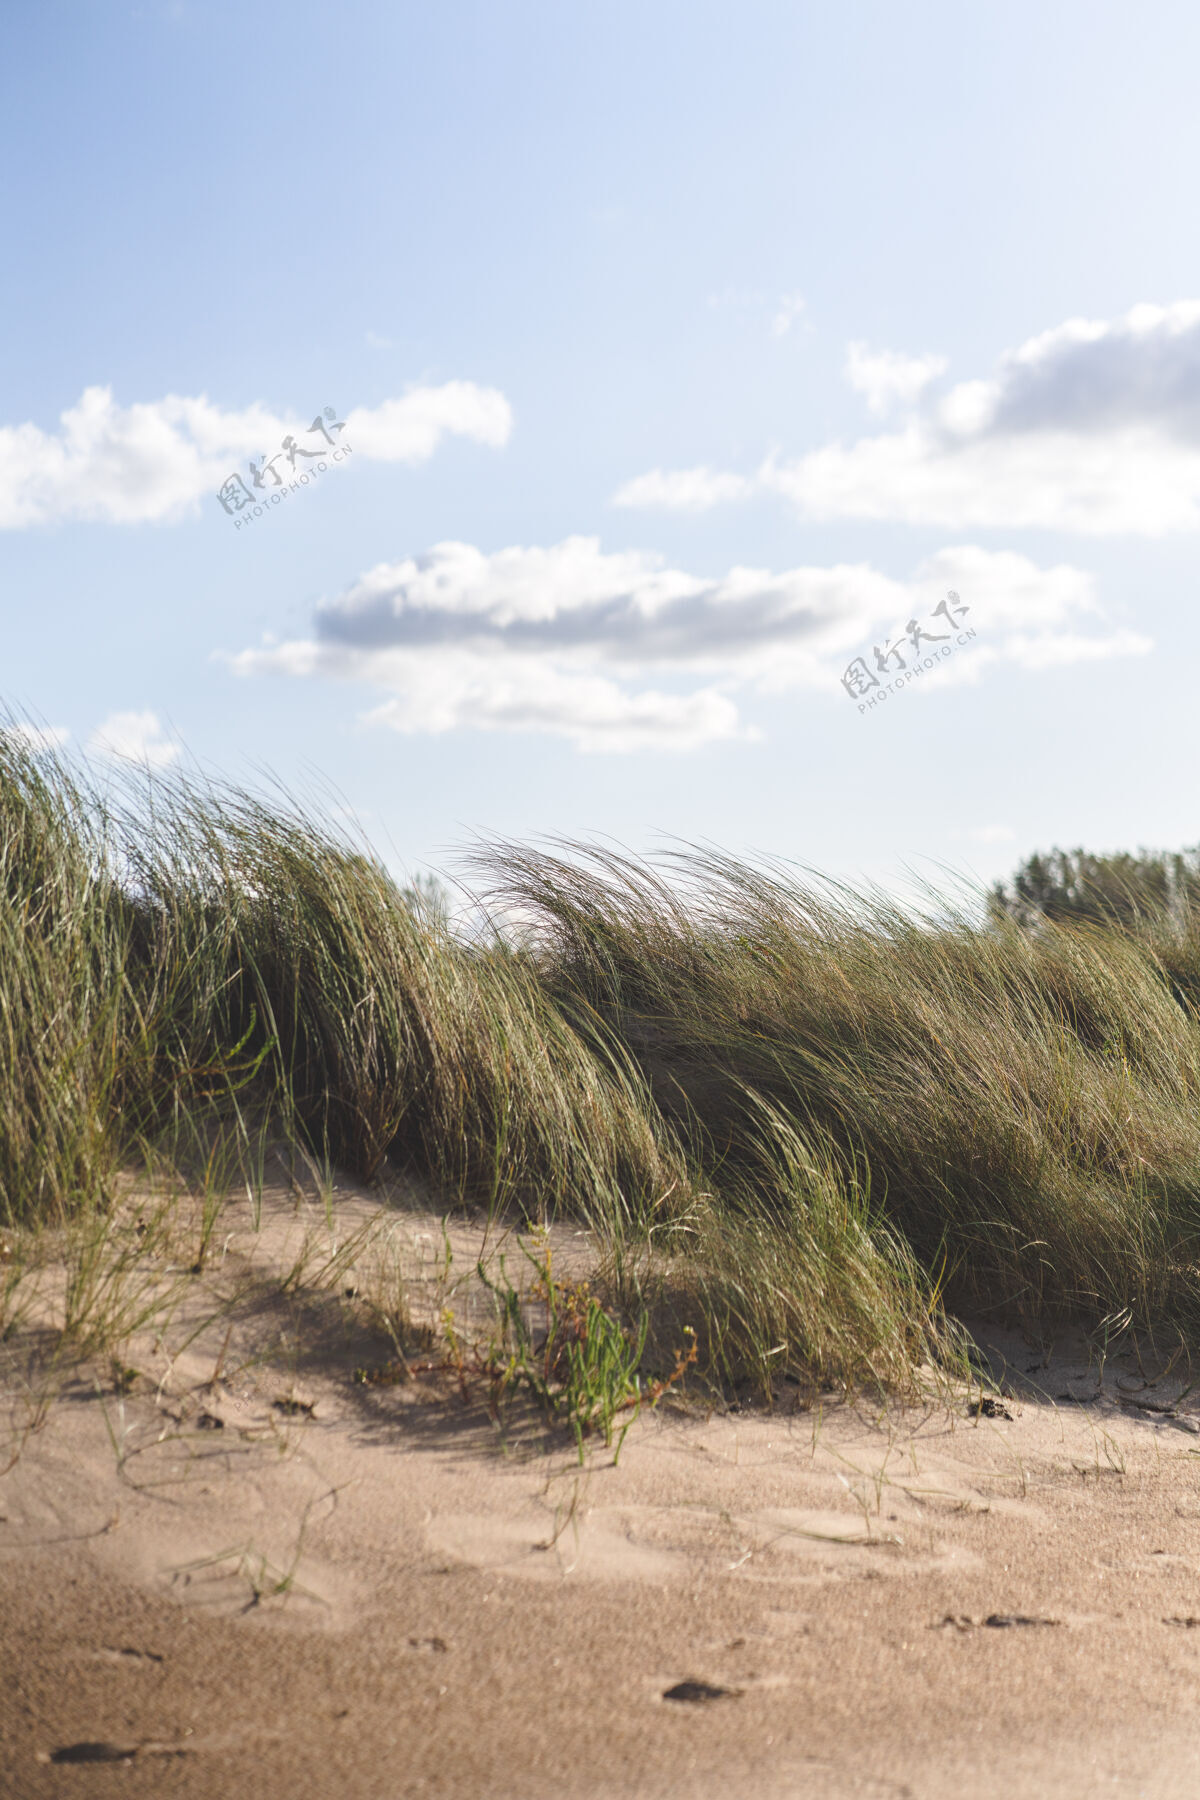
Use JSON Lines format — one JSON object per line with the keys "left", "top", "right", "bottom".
{"left": 3, "top": 1182, "right": 1200, "bottom": 1799}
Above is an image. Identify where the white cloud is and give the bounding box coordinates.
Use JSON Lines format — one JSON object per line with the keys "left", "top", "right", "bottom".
{"left": 0, "top": 381, "right": 513, "bottom": 528}
{"left": 611, "top": 466, "right": 754, "bottom": 512}
{"left": 619, "top": 301, "right": 1200, "bottom": 533}
{"left": 761, "top": 422, "right": 1200, "bottom": 534}
{"left": 365, "top": 331, "right": 393, "bottom": 350}
{"left": 1, "top": 722, "right": 70, "bottom": 753}
{"left": 344, "top": 383, "right": 512, "bottom": 462}
{"left": 225, "top": 537, "right": 1148, "bottom": 752}
{"left": 771, "top": 292, "right": 807, "bottom": 338}
{"left": 363, "top": 666, "right": 743, "bottom": 754}
{"left": 845, "top": 342, "right": 947, "bottom": 415}
{"left": 88, "top": 711, "right": 180, "bottom": 768}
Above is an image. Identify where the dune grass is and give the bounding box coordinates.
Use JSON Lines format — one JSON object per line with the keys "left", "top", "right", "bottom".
{"left": 492, "top": 842, "right": 1200, "bottom": 1347}
{"left": 6, "top": 726, "right": 1200, "bottom": 1406}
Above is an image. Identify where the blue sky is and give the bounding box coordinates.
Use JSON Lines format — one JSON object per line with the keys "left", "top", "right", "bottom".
{"left": 5, "top": 0, "right": 1200, "bottom": 893}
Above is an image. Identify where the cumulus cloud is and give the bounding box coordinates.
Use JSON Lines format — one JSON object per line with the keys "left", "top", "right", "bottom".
{"left": 619, "top": 302, "right": 1200, "bottom": 533}
{"left": 0, "top": 381, "right": 513, "bottom": 528}
{"left": 363, "top": 666, "right": 741, "bottom": 754}
{"left": 225, "top": 537, "right": 1149, "bottom": 752}
{"left": 845, "top": 342, "right": 947, "bottom": 415}
{"left": 88, "top": 711, "right": 180, "bottom": 768}
{"left": 611, "top": 466, "right": 754, "bottom": 512}
{"left": 344, "top": 384, "right": 512, "bottom": 462}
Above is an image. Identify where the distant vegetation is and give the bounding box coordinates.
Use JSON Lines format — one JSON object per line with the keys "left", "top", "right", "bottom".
{"left": 990, "top": 845, "right": 1200, "bottom": 931}
{"left": 7, "top": 725, "right": 1200, "bottom": 1399}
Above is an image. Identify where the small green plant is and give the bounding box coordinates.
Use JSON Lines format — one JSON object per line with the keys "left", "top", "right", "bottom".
{"left": 478, "top": 1236, "right": 693, "bottom": 1461}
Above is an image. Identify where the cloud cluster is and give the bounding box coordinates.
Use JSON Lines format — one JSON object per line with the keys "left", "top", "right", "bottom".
{"left": 2, "top": 714, "right": 188, "bottom": 770}
{"left": 617, "top": 301, "right": 1200, "bottom": 533}
{"left": 611, "top": 466, "right": 753, "bottom": 512}
{"left": 845, "top": 342, "right": 947, "bottom": 416}
{"left": 87, "top": 711, "right": 179, "bottom": 768}
{"left": 0, "top": 382, "right": 513, "bottom": 527}
{"left": 228, "top": 537, "right": 1149, "bottom": 752}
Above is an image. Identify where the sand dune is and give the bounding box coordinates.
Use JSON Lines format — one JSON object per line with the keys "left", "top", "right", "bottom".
{"left": 3, "top": 1183, "right": 1200, "bottom": 1798}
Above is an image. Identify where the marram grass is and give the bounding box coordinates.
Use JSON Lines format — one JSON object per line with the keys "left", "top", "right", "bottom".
{"left": 6, "top": 729, "right": 1200, "bottom": 1398}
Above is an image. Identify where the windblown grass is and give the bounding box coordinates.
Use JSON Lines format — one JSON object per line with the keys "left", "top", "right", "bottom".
{"left": 7, "top": 723, "right": 1200, "bottom": 1404}
{"left": 0, "top": 737, "right": 127, "bottom": 1220}
{"left": 491, "top": 842, "right": 1200, "bottom": 1345}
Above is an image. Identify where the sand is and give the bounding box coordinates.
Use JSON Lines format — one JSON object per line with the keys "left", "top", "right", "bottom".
{"left": 3, "top": 1180, "right": 1200, "bottom": 1799}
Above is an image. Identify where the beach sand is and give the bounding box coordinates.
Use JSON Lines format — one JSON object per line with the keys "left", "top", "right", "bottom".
{"left": 3, "top": 1182, "right": 1200, "bottom": 1799}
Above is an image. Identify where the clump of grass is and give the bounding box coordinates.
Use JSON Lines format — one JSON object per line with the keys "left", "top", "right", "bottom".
{"left": 0, "top": 733, "right": 685, "bottom": 1244}
{"left": 476, "top": 1234, "right": 672, "bottom": 1460}
{"left": 0, "top": 732, "right": 129, "bottom": 1223}
{"left": 362, "top": 1227, "right": 699, "bottom": 1460}
{"left": 124, "top": 780, "right": 685, "bottom": 1236}
{"left": 488, "top": 841, "right": 1200, "bottom": 1345}
{"left": 624, "top": 1100, "right": 960, "bottom": 1403}
{"left": 11, "top": 719, "right": 1200, "bottom": 1409}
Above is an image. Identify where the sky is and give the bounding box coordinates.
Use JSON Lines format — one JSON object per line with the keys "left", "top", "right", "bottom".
{"left": 4, "top": 0, "right": 1200, "bottom": 897}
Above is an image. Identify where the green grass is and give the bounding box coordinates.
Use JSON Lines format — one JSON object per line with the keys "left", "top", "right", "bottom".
{"left": 492, "top": 841, "right": 1200, "bottom": 1343}
{"left": 7, "top": 721, "right": 1200, "bottom": 1407}
{"left": 476, "top": 1233, "right": 666, "bottom": 1462}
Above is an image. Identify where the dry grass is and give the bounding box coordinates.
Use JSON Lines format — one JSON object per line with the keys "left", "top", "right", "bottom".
{"left": 7, "top": 726, "right": 1200, "bottom": 1412}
